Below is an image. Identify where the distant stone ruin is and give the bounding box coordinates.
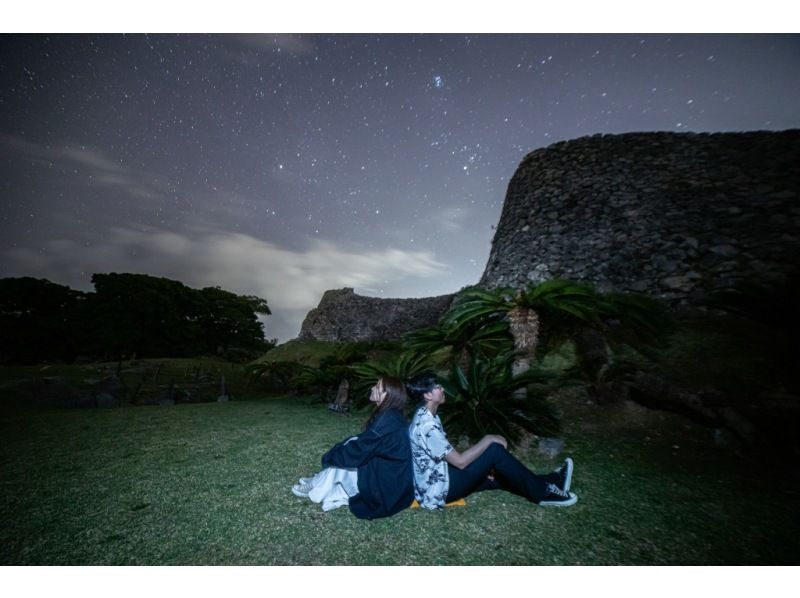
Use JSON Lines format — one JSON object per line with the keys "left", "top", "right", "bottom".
{"left": 298, "top": 288, "right": 454, "bottom": 342}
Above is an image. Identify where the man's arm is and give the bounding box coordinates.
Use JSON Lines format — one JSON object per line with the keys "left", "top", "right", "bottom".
{"left": 444, "top": 434, "right": 507, "bottom": 469}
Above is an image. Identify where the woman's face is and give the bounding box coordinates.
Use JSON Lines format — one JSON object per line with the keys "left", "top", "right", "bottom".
{"left": 369, "top": 380, "right": 387, "bottom": 405}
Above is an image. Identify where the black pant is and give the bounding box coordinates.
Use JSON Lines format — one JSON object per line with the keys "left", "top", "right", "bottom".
{"left": 446, "top": 442, "right": 550, "bottom": 503}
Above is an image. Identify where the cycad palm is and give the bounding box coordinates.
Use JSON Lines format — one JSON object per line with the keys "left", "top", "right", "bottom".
{"left": 440, "top": 351, "right": 561, "bottom": 444}
{"left": 402, "top": 316, "right": 512, "bottom": 370}
{"left": 445, "top": 280, "right": 606, "bottom": 395}
{"left": 348, "top": 350, "right": 433, "bottom": 409}
{"left": 447, "top": 280, "right": 604, "bottom": 355}
{"left": 290, "top": 343, "right": 369, "bottom": 403}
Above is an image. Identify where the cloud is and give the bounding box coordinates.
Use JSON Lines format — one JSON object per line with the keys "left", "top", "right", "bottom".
{"left": 2, "top": 226, "right": 447, "bottom": 341}
{"left": 436, "top": 206, "right": 470, "bottom": 232}
{"left": 216, "top": 34, "right": 316, "bottom": 64}
{"left": 235, "top": 34, "right": 315, "bottom": 56}
{"left": 60, "top": 146, "right": 129, "bottom": 175}
{"left": 0, "top": 133, "right": 167, "bottom": 200}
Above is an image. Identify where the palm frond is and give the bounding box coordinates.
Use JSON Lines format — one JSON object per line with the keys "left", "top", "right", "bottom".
{"left": 403, "top": 316, "right": 513, "bottom": 367}
{"left": 245, "top": 360, "right": 306, "bottom": 392}
{"left": 349, "top": 350, "right": 431, "bottom": 380}
{"left": 440, "top": 352, "right": 562, "bottom": 443}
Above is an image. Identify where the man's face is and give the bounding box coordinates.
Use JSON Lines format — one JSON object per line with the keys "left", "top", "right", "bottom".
{"left": 426, "top": 383, "right": 445, "bottom": 406}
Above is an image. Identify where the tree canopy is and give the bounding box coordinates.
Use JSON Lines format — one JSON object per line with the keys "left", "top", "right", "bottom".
{"left": 0, "top": 274, "right": 272, "bottom": 364}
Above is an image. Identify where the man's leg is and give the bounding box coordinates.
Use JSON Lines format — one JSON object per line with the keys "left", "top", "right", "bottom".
{"left": 447, "top": 460, "right": 501, "bottom": 502}
{"left": 447, "top": 442, "right": 551, "bottom": 503}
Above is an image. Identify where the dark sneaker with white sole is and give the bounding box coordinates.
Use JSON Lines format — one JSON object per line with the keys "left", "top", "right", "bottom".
{"left": 539, "top": 483, "right": 578, "bottom": 507}
{"left": 550, "top": 457, "right": 573, "bottom": 493}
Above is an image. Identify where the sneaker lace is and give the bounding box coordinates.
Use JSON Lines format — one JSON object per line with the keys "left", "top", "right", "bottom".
{"left": 546, "top": 482, "right": 569, "bottom": 498}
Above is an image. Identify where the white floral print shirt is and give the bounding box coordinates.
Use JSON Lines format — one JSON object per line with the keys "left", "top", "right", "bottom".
{"left": 409, "top": 405, "right": 454, "bottom": 510}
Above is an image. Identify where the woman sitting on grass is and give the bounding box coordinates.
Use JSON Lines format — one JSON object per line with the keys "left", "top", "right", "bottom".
{"left": 291, "top": 376, "right": 414, "bottom": 519}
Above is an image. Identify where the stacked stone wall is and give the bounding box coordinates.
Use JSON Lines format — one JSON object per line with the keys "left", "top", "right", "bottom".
{"left": 298, "top": 288, "right": 454, "bottom": 342}
{"left": 480, "top": 130, "right": 800, "bottom": 304}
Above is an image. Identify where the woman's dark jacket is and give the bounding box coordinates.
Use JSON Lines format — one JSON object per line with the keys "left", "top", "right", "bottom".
{"left": 321, "top": 408, "right": 414, "bottom": 520}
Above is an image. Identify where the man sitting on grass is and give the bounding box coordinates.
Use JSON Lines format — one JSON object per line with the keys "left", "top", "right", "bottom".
{"left": 406, "top": 373, "right": 577, "bottom": 510}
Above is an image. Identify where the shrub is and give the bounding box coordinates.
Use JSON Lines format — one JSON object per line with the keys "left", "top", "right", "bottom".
{"left": 439, "top": 352, "right": 562, "bottom": 445}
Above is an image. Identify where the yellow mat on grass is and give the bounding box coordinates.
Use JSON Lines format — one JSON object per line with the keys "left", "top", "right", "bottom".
{"left": 410, "top": 498, "right": 466, "bottom": 508}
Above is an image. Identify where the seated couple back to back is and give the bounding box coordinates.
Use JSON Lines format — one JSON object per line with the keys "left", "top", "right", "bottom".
{"left": 292, "top": 373, "right": 577, "bottom": 519}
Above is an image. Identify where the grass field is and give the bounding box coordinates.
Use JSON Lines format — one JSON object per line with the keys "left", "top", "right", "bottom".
{"left": 1, "top": 381, "right": 798, "bottom": 565}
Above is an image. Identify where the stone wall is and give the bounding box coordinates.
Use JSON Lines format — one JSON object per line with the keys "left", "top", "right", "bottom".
{"left": 480, "top": 130, "right": 800, "bottom": 304}
{"left": 298, "top": 288, "right": 454, "bottom": 342}
{"left": 299, "top": 130, "right": 799, "bottom": 342}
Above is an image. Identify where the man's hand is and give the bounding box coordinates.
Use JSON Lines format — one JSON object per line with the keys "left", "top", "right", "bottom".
{"left": 446, "top": 433, "right": 507, "bottom": 470}
{"left": 484, "top": 434, "right": 507, "bottom": 449}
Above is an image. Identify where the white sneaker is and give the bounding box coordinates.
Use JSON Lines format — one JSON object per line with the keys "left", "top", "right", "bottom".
{"left": 292, "top": 480, "right": 313, "bottom": 497}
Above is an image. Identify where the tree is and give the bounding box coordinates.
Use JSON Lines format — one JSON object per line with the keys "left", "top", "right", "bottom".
{"left": 88, "top": 273, "right": 203, "bottom": 359}
{"left": 0, "top": 277, "right": 86, "bottom": 363}
{"left": 88, "top": 273, "right": 271, "bottom": 360}
{"left": 348, "top": 350, "right": 434, "bottom": 409}
{"left": 437, "top": 280, "right": 674, "bottom": 400}
{"left": 0, "top": 273, "right": 273, "bottom": 363}
{"left": 196, "top": 286, "right": 271, "bottom": 356}
{"left": 293, "top": 343, "right": 369, "bottom": 403}
{"left": 402, "top": 317, "right": 512, "bottom": 370}
{"left": 446, "top": 281, "right": 609, "bottom": 355}
{"left": 443, "top": 280, "right": 609, "bottom": 395}
{"left": 245, "top": 360, "right": 306, "bottom": 393}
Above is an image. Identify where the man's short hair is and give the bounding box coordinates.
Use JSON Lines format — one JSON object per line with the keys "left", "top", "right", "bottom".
{"left": 406, "top": 372, "right": 439, "bottom": 403}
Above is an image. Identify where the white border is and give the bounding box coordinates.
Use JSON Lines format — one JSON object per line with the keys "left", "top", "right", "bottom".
{"left": 3, "top": 565, "right": 799, "bottom": 597}
{"left": 2, "top": 1, "right": 799, "bottom": 33}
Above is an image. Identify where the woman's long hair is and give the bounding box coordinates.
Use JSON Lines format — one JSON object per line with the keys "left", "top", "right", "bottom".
{"left": 364, "top": 376, "right": 408, "bottom": 429}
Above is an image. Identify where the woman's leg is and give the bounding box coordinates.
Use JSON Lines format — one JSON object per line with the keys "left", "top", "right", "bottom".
{"left": 307, "top": 467, "right": 358, "bottom": 502}
{"left": 293, "top": 467, "right": 358, "bottom": 506}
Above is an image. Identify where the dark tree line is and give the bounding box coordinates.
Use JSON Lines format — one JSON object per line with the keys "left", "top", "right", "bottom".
{"left": 0, "top": 273, "right": 274, "bottom": 364}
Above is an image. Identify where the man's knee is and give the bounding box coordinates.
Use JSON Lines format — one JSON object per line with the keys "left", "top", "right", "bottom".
{"left": 484, "top": 441, "right": 508, "bottom": 460}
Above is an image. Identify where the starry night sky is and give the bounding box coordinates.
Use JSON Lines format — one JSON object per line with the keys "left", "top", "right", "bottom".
{"left": 1, "top": 33, "right": 799, "bottom": 341}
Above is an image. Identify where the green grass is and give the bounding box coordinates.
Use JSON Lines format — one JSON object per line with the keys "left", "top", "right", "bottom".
{"left": 1, "top": 386, "right": 798, "bottom": 565}
{"left": 253, "top": 339, "right": 345, "bottom": 367}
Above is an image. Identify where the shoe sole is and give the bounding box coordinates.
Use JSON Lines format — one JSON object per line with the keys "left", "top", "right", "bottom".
{"left": 292, "top": 485, "right": 310, "bottom": 498}
{"left": 539, "top": 492, "right": 578, "bottom": 507}
{"left": 562, "top": 457, "right": 574, "bottom": 493}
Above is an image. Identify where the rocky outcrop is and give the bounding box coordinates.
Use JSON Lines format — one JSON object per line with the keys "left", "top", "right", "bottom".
{"left": 480, "top": 130, "right": 800, "bottom": 305}
{"left": 298, "top": 288, "right": 454, "bottom": 342}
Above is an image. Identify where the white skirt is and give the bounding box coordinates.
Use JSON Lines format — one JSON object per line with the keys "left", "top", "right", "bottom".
{"left": 305, "top": 467, "right": 359, "bottom": 512}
